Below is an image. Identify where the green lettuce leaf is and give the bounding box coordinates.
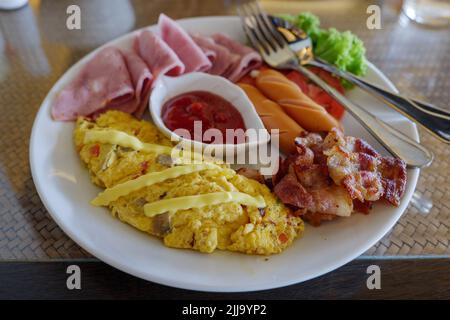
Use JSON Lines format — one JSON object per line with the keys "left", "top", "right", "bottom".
{"left": 280, "top": 12, "right": 367, "bottom": 88}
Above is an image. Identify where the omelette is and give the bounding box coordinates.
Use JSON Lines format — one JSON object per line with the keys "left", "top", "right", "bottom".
{"left": 74, "top": 111, "right": 304, "bottom": 255}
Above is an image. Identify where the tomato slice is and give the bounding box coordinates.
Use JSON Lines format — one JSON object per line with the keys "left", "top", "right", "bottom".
{"left": 311, "top": 90, "right": 345, "bottom": 120}
{"left": 307, "top": 84, "right": 322, "bottom": 99}
{"left": 309, "top": 66, "right": 345, "bottom": 94}
{"left": 278, "top": 233, "right": 289, "bottom": 244}
{"left": 285, "top": 71, "right": 309, "bottom": 94}
{"left": 327, "top": 99, "right": 345, "bottom": 120}
{"left": 89, "top": 144, "right": 100, "bottom": 157}
{"left": 313, "top": 90, "right": 332, "bottom": 106}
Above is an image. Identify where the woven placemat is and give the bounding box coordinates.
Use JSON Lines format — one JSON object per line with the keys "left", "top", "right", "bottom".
{"left": 365, "top": 128, "right": 449, "bottom": 256}
{"left": 0, "top": 0, "right": 448, "bottom": 260}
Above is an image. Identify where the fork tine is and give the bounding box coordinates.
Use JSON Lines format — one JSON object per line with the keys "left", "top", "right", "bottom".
{"left": 237, "top": 6, "right": 264, "bottom": 54}
{"left": 247, "top": 2, "right": 284, "bottom": 51}
{"left": 239, "top": 4, "right": 272, "bottom": 55}
{"left": 254, "top": 1, "right": 288, "bottom": 47}
{"left": 246, "top": 2, "right": 278, "bottom": 52}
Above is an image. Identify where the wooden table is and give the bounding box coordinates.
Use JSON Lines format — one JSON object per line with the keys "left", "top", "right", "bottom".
{"left": 0, "top": 0, "right": 449, "bottom": 299}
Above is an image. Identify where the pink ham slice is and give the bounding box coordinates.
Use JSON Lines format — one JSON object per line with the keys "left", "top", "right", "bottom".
{"left": 52, "top": 47, "right": 135, "bottom": 121}
{"left": 191, "top": 34, "right": 239, "bottom": 76}
{"left": 121, "top": 50, "right": 154, "bottom": 118}
{"left": 211, "top": 33, "right": 262, "bottom": 82}
{"left": 158, "top": 14, "right": 212, "bottom": 73}
{"left": 190, "top": 35, "right": 216, "bottom": 62}
{"left": 135, "top": 30, "right": 185, "bottom": 81}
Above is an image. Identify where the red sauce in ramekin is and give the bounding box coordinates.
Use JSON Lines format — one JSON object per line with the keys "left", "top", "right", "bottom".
{"left": 161, "top": 91, "right": 246, "bottom": 144}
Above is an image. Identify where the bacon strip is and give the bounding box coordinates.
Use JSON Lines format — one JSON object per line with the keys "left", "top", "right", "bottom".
{"left": 379, "top": 157, "right": 407, "bottom": 206}
{"left": 301, "top": 212, "right": 338, "bottom": 227}
{"left": 274, "top": 174, "right": 313, "bottom": 209}
{"left": 306, "top": 128, "right": 406, "bottom": 206}
{"left": 353, "top": 199, "right": 373, "bottom": 214}
{"left": 273, "top": 128, "right": 407, "bottom": 226}
{"left": 320, "top": 128, "right": 406, "bottom": 204}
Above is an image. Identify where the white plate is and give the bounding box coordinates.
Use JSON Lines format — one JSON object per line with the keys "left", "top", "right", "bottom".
{"left": 30, "top": 16, "right": 419, "bottom": 292}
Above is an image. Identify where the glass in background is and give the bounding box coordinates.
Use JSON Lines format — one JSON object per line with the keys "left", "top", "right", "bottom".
{"left": 0, "top": 4, "right": 50, "bottom": 76}
{"left": 402, "top": 0, "right": 450, "bottom": 27}
{"left": 39, "top": 0, "right": 135, "bottom": 49}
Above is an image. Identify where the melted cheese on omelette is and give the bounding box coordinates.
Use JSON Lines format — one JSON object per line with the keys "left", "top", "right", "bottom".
{"left": 74, "top": 111, "right": 304, "bottom": 255}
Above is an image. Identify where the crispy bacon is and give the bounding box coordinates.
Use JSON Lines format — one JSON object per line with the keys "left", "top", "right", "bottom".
{"left": 273, "top": 127, "right": 407, "bottom": 226}
{"left": 310, "top": 145, "right": 328, "bottom": 166}
{"left": 295, "top": 133, "right": 328, "bottom": 165}
{"left": 354, "top": 138, "right": 379, "bottom": 157}
{"left": 308, "top": 185, "right": 353, "bottom": 217}
{"left": 288, "top": 185, "right": 353, "bottom": 218}
{"left": 275, "top": 161, "right": 353, "bottom": 226}
{"left": 274, "top": 174, "right": 313, "bottom": 209}
{"left": 294, "top": 132, "right": 323, "bottom": 148}
{"left": 353, "top": 199, "right": 373, "bottom": 214}
{"left": 341, "top": 171, "right": 384, "bottom": 202}
{"left": 272, "top": 147, "right": 314, "bottom": 186}
{"left": 293, "top": 164, "right": 330, "bottom": 189}
{"left": 378, "top": 157, "right": 407, "bottom": 206}
{"left": 272, "top": 156, "right": 292, "bottom": 186}
{"left": 320, "top": 128, "right": 406, "bottom": 204}
{"left": 358, "top": 153, "right": 378, "bottom": 171}
{"left": 302, "top": 212, "right": 338, "bottom": 227}
{"left": 292, "top": 144, "right": 315, "bottom": 166}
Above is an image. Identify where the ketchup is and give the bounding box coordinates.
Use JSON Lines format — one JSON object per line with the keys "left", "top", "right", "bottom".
{"left": 161, "top": 91, "right": 246, "bottom": 144}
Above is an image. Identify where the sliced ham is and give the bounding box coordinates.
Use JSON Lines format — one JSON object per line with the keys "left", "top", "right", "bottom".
{"left": 191, "top": 34, "right": 239, "bottom": 76}
{"left": 190, "top": 35, "right": 216, "bottom": 61}
{"left": 52, "top": 47, "right": 135, "bottom": 121}
{"left": 122, "top": 50, "right": 153, "bottom": 118}
{"left": 158, "top": 14, "right": 211, "bottom": 73}
{"left": 211, "top": 33, "right": 262, "bottom": 82}
{"left": 122, "top": 50, "right": 153, "bottom": 103}
{"left": 134, "top": 30, "right": 185, "bottom": 81}
{"left": 52, "top": 15, "right": 261, "bottom": 121}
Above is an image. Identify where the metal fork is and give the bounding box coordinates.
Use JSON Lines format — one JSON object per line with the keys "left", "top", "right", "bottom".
{"left": 268, "top": 15, "right": 450, "bottom": 144}
{"left": 237, "top": 2, "right": 434, "bottom": 169}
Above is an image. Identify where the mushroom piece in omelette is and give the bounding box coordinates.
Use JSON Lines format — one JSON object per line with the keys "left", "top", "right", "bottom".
{"left": 74, "top": 111, "right": 304, "bottom": 255}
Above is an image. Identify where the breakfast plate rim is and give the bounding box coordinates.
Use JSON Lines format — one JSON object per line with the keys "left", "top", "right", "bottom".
{"left": 29, "top": 15, "right": 419, "bottom": 292}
